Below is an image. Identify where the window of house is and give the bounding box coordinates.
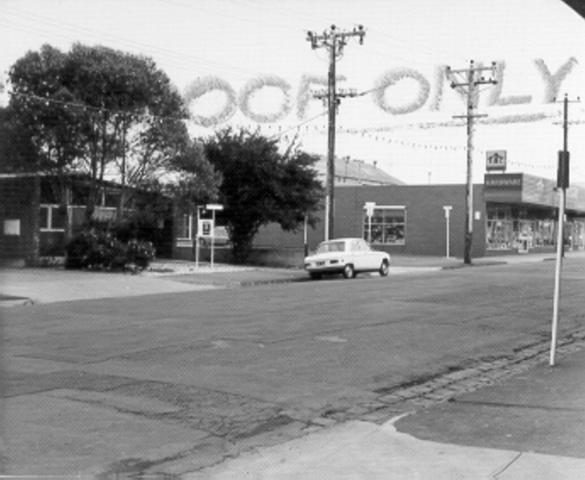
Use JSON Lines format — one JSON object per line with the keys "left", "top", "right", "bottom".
{"left": 177, "top": 214, "right": 193, "bottom": 239}
{"left": 363, "top": 206, "right": 406, "bottom": 245}
{"left": 40, "top": 205, "right": 66, "bottom": 232}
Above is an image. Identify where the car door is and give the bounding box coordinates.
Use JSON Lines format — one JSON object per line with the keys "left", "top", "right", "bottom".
{"left": 350, "top": 239, "right": 368, "bottom": 270}
{"left": 359, "top": 239, "right": 381, "bottom": 270}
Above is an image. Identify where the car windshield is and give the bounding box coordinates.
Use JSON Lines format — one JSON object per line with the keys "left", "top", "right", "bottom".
{"left": 315, "top": 241, "right": 346, "bottom": 254}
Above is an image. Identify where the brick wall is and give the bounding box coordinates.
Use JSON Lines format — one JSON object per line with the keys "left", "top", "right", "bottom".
{"left": 253, "top": 184, "right": 486, "bottom": 257}
{"left": 0, "top": 177, "right": 37, "bottom": 259}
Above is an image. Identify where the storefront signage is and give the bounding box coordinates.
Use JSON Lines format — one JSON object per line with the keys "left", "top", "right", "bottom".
{"left": 484, "top": 174, "right": 522, "bottom": 189}
{"left": 486, "top": 150, "right": 507, "bottom": 171}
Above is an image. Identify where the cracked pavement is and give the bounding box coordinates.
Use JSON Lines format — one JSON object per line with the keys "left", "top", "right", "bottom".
{"left": 1, "top": 258, "right": 584, "bottom": 477}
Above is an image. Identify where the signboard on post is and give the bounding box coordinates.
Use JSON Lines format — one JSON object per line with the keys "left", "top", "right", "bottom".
{"left": 198, "top": 219, "right": 213, "bottom": 237}
{"left": 443, "top": 206, "right": 452, "bottom": 258}
{"left": 364, "top": 202, "right": 376, "bottom": 243}
{"left": 364, "top": 202, "right": 376, "bottom": 217}
{"left": 205, "top": 204, "right": 224, "bottom": 211}
{"left": 486, "top": 150, "right": 507, "bottom": 172}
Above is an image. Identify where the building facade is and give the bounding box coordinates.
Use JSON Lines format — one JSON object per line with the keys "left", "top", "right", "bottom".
{"left": 250, "top": 173, "right": 585, "bottom": 259}
{"left": 0, "top": 174, "right": 173, "bottom": 263}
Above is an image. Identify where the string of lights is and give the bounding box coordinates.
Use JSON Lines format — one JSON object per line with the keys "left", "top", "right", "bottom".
{"left": 266, "top": 110, "right": 328, "bottom": 140}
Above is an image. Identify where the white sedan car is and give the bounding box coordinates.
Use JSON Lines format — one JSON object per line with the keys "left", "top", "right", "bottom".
{"left": 304, "top": 237, "right": 391, "bottom": 279}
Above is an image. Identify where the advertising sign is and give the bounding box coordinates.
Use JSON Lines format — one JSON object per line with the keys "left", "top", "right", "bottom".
{"left": 486, "top": 150, "right": 507, "bottom": 172}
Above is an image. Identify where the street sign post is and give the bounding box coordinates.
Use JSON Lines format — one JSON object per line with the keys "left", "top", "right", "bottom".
{"left": 443, "top": 206, "right": 453, "bottom": 258}
{"left": 205, "top": 204, "right": 223, "bottom": 269}
{"left": 364, "top": 202, "right": 376, "bottom": 243}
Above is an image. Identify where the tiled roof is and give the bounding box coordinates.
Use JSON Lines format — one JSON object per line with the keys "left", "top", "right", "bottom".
{"left": 314, "top": 156, "right": 405, "bottom": 185}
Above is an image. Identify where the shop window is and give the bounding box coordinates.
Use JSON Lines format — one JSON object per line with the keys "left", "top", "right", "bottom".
{"left": 40, "top": 205, "right": 66, "bottom": 232}
{"left": 363, "top": 206, "right": 406, "bottom": 245}
{"left": 486, "top": 205, "right": 557, "bottom": 250}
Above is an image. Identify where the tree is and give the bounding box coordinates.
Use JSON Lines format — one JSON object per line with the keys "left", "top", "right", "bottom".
{"left": 202, "top": 128, "right": 323, "bottom": 263}
{"left": 8, "top": 43, "right": 189, "bottom": 220}
{"left": 165, "top": 140, "right": 222, "bottom": 213}
{"left": 0, "top": 106, "right": 41, "bottom": 173}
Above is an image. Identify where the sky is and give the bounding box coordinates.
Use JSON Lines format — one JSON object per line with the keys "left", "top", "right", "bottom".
{"left": 2, "top": 0, "right": 585, "bottom": 185}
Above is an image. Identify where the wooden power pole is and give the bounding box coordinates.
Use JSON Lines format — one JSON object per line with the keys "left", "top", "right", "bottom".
{"left": 306, "top": 25, "right": 365, "bottom": 240}
{"left": 447, "top": 61, "right": 497, "bottom": 264}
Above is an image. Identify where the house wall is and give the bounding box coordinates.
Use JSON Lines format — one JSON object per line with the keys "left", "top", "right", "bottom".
{"left": 0, "top": 177, "right": 37, "bottom": 260}
{"left": 0, "top": 175, "right": 174, "bottom": 261}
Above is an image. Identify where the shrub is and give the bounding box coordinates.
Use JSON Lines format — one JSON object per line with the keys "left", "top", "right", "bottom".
{"left": 65, "top": 230, "right": 155, "bottom": 271}
{"left": 126, "top": 239, "right": 156, "bottom": 271}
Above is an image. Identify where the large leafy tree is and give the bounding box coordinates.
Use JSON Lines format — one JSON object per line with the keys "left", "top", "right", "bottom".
{"left": 202, "top": 128, "right": 323, "bottom": 263}
{"left": 0, "top": 106, "right": 41, "bottom": 172}
{"left": 7, "top": 43, "right": 192, "bottom": 218}
{"left": 166, "top": 140, "right": 222, "bottom": 213}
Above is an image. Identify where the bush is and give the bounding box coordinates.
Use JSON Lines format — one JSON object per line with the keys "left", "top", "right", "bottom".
{"left": 65, "top": 230, "right": 155, "bottom": 271}
{"left": 126, "top": 239, "right": 156, "bottom": 270}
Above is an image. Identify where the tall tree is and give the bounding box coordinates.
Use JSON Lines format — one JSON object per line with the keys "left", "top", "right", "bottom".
{"left": 165, "top": 140, "right": 222, "bottom": 213}
{"left": 202, "top": 128, "right": 323, "bottom": 263}
{"left": 8, "top": 43, "right": 189, "bottom": 220}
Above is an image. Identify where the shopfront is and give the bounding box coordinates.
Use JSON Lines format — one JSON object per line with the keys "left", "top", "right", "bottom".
{"left": 484, "top": 173, "right": 585, "bottom": 253}
{"left": 170, "top": 172, "right": 585, "bottom": 264}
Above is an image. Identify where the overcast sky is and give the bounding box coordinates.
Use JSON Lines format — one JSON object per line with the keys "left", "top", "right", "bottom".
{"left": 2, "top": 0, "right": 585, "bottom": 185}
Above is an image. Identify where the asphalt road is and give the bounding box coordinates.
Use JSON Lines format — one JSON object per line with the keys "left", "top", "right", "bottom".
{"left": 2, "top": 258, "right": 585, "bottom": 476}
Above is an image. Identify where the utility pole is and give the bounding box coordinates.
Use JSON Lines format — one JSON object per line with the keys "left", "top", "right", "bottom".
{"left": 447, "top": 61, "right": 497, "bottom": 264}
{"left": 550, "top": 93, "right": 579, "bottom": 367}
{"left": 556, "top": 94, "right": 580, "bottom": 257}
{"left": 306, "top": 24, "right": 365, "bottom": 240}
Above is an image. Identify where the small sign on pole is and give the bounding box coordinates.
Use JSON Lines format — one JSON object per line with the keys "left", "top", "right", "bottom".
{"left": 364, "top": 202, "right": 376, "bottom": 243}
{"left": 364, "top": 202, "right": 376, "bottom": 217}
{"left": 443, "top": 206, "right": 452, "bottom": 258}
{"left": 205, "top": 204, "right": 224, "bottom": 211}
{"left": 198, "top": 219, "right": 213, "bottom": 237}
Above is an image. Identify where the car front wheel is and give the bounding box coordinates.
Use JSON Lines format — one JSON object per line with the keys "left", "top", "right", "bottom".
{"left": 379, "top": 260, "right": 390, "bottom": 277}
{"left": 343, "top": 264, "right": 355, "bottom": 279}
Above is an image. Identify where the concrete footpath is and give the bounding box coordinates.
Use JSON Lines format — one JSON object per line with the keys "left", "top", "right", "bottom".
{"left": 1, "top": 251, "right": 585, "bottom": 479}
{"left": 0, "top": 251, "right": 576, "bottom": 306}
{"left": 195, "top": 347, "right": 585, "bottom": 479}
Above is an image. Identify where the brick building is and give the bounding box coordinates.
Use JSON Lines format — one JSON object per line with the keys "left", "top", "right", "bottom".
{"left": 250, "top": 173, "right": 585, "bottom": 260}
{"left": 0, "top": 173, "right": 173, "bottom": 263}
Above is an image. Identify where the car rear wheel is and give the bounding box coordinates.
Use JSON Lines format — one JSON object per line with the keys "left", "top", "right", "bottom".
{"left": 309, "top": 272, "right": 322, "bottom": 280}
{"left": 379, "top": 260, "right": 390, "bottom": 277}
{"left": 343, "top": 264, "right": 355, "bottom": 279}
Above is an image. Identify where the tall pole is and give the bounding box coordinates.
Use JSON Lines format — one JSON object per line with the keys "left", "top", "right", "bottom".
{"left": 464, "top": 65, "right": 475, "bottom": 265}
{"left": 550, "top": 187, "right": 565, "bottom": 366}
{"left": 326, "top": 34, "right": 337, "bottom": 240}
{"left": 307, "top": 25, "right": 365, "bottom": 240}
{"left": 447, "top": 61, "right": 496, "bottom": 264}
{"left": 561, "top": 94, "right": 568, "bottom": 258}
{"left": 550, "top": 93, "right": 579, "bottom": 366}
